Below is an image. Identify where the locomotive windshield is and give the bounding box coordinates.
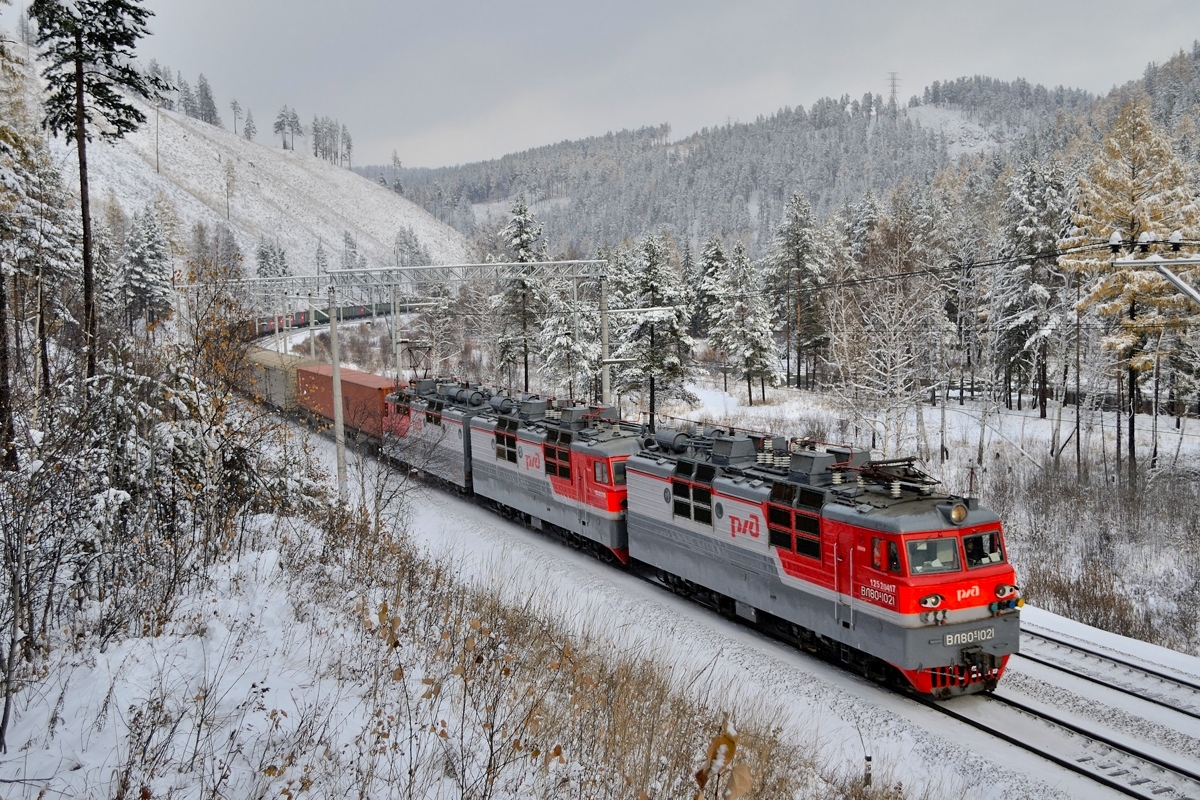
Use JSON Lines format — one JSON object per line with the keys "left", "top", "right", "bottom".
{"left": 906, "top": 538, "right": 961, "bottom": 575}
{"left": 964, "top": 531, "right": 1005, "bottom": 568}
{"left": 612, "top": 460, "right": 627, "bottom": 485}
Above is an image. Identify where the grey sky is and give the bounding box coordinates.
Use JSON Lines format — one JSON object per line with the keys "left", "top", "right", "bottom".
{"left": 9, "top": 1, "right": 1200, "bottom": 167}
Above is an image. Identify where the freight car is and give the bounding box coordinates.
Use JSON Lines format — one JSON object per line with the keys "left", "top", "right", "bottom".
{"left": 297, "top": 364, "right": 398, "bottom": 441}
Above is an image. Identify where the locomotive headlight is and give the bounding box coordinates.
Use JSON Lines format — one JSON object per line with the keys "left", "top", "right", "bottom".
{"left": 949, "top": 503, "right": 968, "bottom": 524}
{"left": 919, "top": 594, "right": 944, "bottom": 609}
{"left": 995, "top": 584, "right": 1018, "bottom": 600}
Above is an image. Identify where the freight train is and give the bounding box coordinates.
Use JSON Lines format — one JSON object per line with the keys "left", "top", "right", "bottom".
{"left": 246, "top": 344, "right": 1021, "bottom": 698}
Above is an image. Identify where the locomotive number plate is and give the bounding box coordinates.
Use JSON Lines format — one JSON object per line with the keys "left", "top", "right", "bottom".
{"left": 944, "top": 628, "right": 995, "bottom": 647}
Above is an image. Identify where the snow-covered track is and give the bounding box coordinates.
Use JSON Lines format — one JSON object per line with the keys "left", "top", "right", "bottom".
{"left": 1016, "top": 630, "right": 1200, "bottom": 720}
{"left": 927, "top": 691, "right": 1200, "bottom": 799}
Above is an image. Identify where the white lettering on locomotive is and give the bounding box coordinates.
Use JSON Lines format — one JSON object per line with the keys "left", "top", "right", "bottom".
{"left": 956, "top": 585, "right": 980, "bottom": 603}
{"left": 943, "top": 628, "right": 995, "bottom": 647}
{"left": 859, "top": 583, "right": 897, "bottom": 606}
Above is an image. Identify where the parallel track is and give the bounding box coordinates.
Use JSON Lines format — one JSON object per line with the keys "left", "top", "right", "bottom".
{"left": 1016, "top": 629, "right": 1200, "bottom": 722}
{"left": 927, "top": 692, "right": 1200, "bottom": 799}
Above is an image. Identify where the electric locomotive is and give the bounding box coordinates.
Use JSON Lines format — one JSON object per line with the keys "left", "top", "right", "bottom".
{"left": 386, "top": 379, "right": 645, "bottom": 562}
{"left": 625, "top": 426, "right": 1020, "bottom": 697}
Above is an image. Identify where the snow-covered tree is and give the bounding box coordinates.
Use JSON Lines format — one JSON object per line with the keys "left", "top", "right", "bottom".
{"left": 1059, "top": 96, "right": 1200, "bottom": 480}
{"left": 537, "top": 285, "right": 600, "bottom": 399}
{"left": 496, "top": 195, "right": 544, "bottom": 391}
{"left": 195, "top": 73, "right": 219, "bottom": 126}
{"left": 394, "top": 226, "right": 430, "bottom": 266}
{"left": 694, "top": 234, "right": 726, "bottom": 337}
{"left": 30, "top": 0, "right": 164, "bottom": 378}
{"left": 616, "top": 234, "right": 694, "bottom": 428}
{"left": 229, "top": 98, "right": 241, "bottom": 134}
{"left": 710, "top": 243, "right": 780, "bottom": 403}
{"left": 768, "top": 191, "right": 830, "bottom": 388}
{"left": 994, "top": 158, "right": 1072, "bottom": 418}
{"left": 242, "top": 108, "right": 256, "bottom": 141}
{"left": 255, "top": 238, "right": 289, "bottom": 278}
{"left": 341, "top": 230, "right": 366, "bottom": 270}
{"left": 120, "top": 205, "right": 172, "bottom": 326}
{"left": 273, "top": 106, "right": 289, "bottom": 149}
{"left": 341, "top": 124, "right": 353, "bottom": 168}
{"left": 287, "top": 107, "right": 304, "bottom": 150}
{"left": 315, "top": 240, "right": 328, "bottom": 275}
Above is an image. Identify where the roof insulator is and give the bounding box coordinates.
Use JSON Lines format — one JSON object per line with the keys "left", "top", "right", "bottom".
{"left": 1109, "top": 231, "right": 1123, "bottom": 253}
{"left": 1170, "top": 230, "right": 1183, "bottom": 252}
{"left": 1138, "top": 231, "right": 1152, "bottom": 252}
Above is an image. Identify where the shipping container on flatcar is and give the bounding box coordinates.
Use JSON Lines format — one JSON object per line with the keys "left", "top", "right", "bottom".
{"left": 245, "top": 348, "right": 316, "bottom": 412}
{"left": 296, "top": 364, "right": 398, "bottom": 440}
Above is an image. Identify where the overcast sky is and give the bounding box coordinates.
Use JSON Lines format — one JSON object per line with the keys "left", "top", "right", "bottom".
{"left": 8, "top": 1, "right": 1200, "bottom": 167}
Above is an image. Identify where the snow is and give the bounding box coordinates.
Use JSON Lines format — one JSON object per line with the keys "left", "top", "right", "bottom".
{"left": 1021, "top": 606, "right": 1200, "bottom": 682}
{"left": 42, "top": 82, "right": 473, "bottom": 274}
{"left": 905, "top": 104, "right": 1015, "bottom": 159}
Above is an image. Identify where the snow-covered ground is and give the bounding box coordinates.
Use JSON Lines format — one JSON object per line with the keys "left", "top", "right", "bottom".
{"left": 9, "top": 406, "right": 1198, "bottom": 798}
{"left": 17, "top": 56, "right": 474, "bottom": 274}
{"left": 331, "top": 429, "right": 1200, "bottom": 800}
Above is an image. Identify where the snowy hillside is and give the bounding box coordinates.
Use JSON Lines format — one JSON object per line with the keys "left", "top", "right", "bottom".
{"left": 48, "top": 91, "right": 473, "bottom": 273}
{"left": 904, "top": 104, "right": 1013, "bottom": 158}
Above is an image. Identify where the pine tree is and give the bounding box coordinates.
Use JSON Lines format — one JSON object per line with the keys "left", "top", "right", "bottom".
{"left": 120, "top": 205, "right": 171, "bottom": 327}
{"left": 229, "top": 98, "right": 241, "bottom": 135}
{"left": 695, "top": 234, "right": 726, "bottom": 337}
{"left": 497, "top": 195, "right": 544, "bottom": 391}
{"left": 315, "top": 240, "right": 328, "bottom": 275}
{"left": 242, "top": 108, "right": 256, "bottom": 141}
{"left": 769, "top": 191, "right": 829, "bottom": 388}
{"left": 341, "top": 124, "right": 352, "bottom": 168}
{"left": 195, "top": 73, "right": 219, "bottom": 126}
{"left": 709, "top": 243, "right": 779, "bottom": 403}
{"left": 617, "top": 234, "right": 694, "bottom": 428}
{"left": 287, "top": 107, "right": 303, "bottom": 150}
{"left": 273, "top": 106, "right": 289, "bottom": 149}
{"left": 30, "top": 0, "right": 165, "bottom": 379}
{"left": 996, "top": 158, "right": 1071, "bottom": 418}
{"left": 177, "top": 73, "right": 195, "bottom": 117}
{"left": 537, "top": 287, "right": 600, "bottom": 398}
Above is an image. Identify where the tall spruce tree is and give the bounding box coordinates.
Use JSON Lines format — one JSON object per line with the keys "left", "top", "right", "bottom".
{"left": 273, "top": 106, "right": 289, "bottom": 149}
{"left": 769, "top": 192, "right": 829, "bottom": 388}
{"left": 242, "top": 108, "right": 256, "bottom": 141}
{"left": 618, "top": 234, "right": 693, "bottom": 429}
{"left": 30, "top": 0, "right": 162, "bottom": 379}
{"left": 195, "top": 73, "right": 219, "bottom": 126}
{"left": 695, "top": 234, "right": 726, "bottom": 337}
{"left": 498, "top": 195, "right": 544, "bottom": 392}
{"left": 120, "top": 205, "right": 171, "bottom": 327}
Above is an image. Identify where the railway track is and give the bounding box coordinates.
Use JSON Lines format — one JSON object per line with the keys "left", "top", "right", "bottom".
{"left": 1016, "top": 628, "right": 1200, "bottom": 722}
{"left": 928, "top": 691, "right": 1200, "bottom": 799}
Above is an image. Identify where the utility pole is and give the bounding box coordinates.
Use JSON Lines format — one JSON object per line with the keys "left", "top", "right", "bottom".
{"left": 329, "top": 286, "right": 347, "bottom": 499}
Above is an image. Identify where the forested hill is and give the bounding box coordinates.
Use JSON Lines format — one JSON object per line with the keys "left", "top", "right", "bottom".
{"left": 358, "top": 73, "right": 1098, "bottom": 257}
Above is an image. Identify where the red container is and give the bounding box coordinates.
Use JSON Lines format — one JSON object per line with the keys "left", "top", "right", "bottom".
{"left": 296, "top": 364, "right": 399, "bottom": 440}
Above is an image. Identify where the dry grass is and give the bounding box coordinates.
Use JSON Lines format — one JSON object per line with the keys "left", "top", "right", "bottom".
{"left": 269, "top": 466, "right": 924, "bottom": 800}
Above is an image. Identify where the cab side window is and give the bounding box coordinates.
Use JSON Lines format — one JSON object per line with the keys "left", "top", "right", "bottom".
{"left": 593, "top": 461, "right": 610, "bottom": 484}
{"left": 871, "top": 538, "right": 903, "bottom": 574}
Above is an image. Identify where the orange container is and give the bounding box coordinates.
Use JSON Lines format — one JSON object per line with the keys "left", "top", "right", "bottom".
{"left": 296, "top": 364, "right": 399, "bottom": 440}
